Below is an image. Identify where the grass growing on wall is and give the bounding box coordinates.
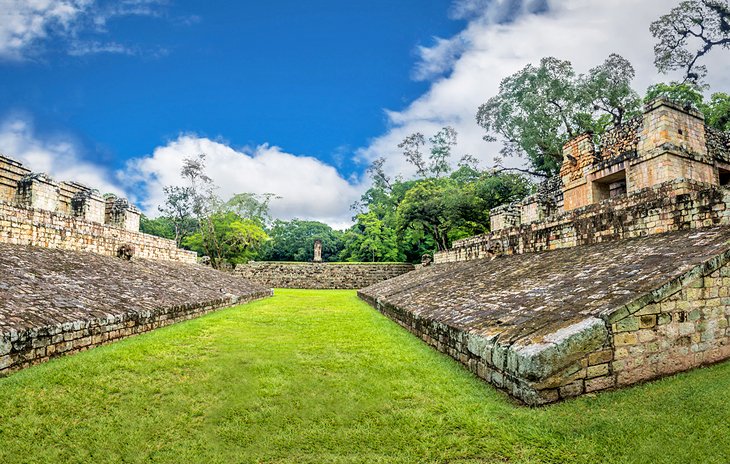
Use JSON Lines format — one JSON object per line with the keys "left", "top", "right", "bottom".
{"left": 0, "top": 289, "right": 729, "bottom": 463}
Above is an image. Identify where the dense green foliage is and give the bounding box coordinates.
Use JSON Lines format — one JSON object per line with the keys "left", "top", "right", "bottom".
{"left": 1, "top": 290, "right": 729, "bottom": 463}
{"left": 476, "top": 54, "right": 641, "bottom": 177}
{"left": 645, "top": 82, "right": 730, "bottom": 131}
{"left": 183, "top": 212, "right": 268, "bottom": 266}
{"left": 259, "top": 219, "right": 344, "bottom": 262}
{"left": 140, "top": 215, "right": 176, "bottom": 240}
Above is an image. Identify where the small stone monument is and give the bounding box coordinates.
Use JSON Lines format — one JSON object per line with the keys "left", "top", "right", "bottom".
{"left": 313, "top": 239, "right": 323, "bottom": 263}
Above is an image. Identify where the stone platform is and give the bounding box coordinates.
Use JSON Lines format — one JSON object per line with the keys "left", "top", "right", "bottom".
{"left": 0, "top": 243, "right": 272, "bottom": 375}
{"left": 359, "top": 227, "right": 730, "bottom": 405}
{"left": 236, "top": 262, "right": 415, "bottom": 289}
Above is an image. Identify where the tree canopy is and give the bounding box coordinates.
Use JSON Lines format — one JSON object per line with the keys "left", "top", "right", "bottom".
{"left": 476, "top": 54, "right": 641, "bottom": 177}
{"left": 651, "top": 0, "right": 730, "bottom": 85}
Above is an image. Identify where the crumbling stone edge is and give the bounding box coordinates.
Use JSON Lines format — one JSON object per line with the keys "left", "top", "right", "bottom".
{"left": 0, "top": 290, "right": 273, "bottom": 376}
{"left": 358, "top": 248, "right": 730, "bottom": 406}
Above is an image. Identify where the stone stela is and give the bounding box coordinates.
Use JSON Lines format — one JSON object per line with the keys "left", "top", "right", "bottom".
{"left": 313, "top": 239, "right": 323, "bottom": 263}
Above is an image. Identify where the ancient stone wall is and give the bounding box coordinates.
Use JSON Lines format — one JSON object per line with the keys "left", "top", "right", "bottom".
{"left": 360, "top": 227, "right": 730, "bottom": 405}
{"left": 235, "top": 262, "right": 415, "bottom": 289}
{"left": 0, "top": 201, "right": 197, "bottom": 263}
{"left": 0, "top": 155, "right": 30, "bottom": 203}
{"left": 436, "top": 180, "right": 729, "bottom": 264}
{"left": 607, "top": 257, "right": 730, "bottom": 388}
{"left": 0, "top": 243, "right": 272, "bottom": 376}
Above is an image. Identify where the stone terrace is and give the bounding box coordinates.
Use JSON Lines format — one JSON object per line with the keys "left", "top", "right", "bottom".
{"left": 359, "top": 227, "right": 730, "bottom": 405}
{"left": 0, "top": 243, "right": 272, "bottom": 374}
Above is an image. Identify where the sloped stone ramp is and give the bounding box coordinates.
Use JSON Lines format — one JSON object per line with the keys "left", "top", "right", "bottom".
{"left": 359, "top": 227, "right": 730, "bottom": 405}
{"left": 0, "top": 243, "right": 272, "bottom": 375}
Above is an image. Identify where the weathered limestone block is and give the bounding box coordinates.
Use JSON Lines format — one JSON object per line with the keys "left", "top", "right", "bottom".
{"left": 104, "top": 194, "right": 141, "bottom": 232}
{"left": 0, "top": 154, "right": 30, "bottom": 204}
{"left": 361, "top": 227, "right": 730, "bottom": 405}
{"left": 509, "top": 318, "right": 608, "bottom": 382}
{"left": 490, "top": 203, "right": 521, "bottom": 231}
{"left": 15, "top": 173, "right": 59, "bottom": 211}
{"left": 236, "top": 262, "right": 415, "bottom": 289}
{"left": 58, "top": 181, "right": 105, "bottom": 223}
{"left": 519, "top": 195, "right": 542, "bottom": 225}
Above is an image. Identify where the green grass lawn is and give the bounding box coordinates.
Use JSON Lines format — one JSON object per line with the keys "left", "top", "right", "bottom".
{"left": 1, "top": 289, "right": 729, "bottom": 463}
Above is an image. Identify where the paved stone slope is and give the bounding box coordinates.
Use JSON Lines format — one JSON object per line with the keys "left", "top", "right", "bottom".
{"left": 360, "top": 227, "right": 730, "bottom": 405}
{"left": 0, "top": 243, "right": 272, "bottom": 374}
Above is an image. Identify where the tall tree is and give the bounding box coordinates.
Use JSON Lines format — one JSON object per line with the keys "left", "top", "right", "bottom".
{"left": 580, "top": 53, "right": 641, "bottom": 128}
{"left": 398, "top": 132, "right": 428, "bottom": 177}
{"left": 476, "top": 57, "right": 586, "bottom": 177}
{"left": 158, "top": 185, "right": 196, "bottom": 246}
{"left": 477, "top": 55, "right": 640, "bottom": 177}
{"left": 428, "top": 126, "right": 458, "bottom": 177}
{"left": 651, "top": 0, "right": 730, "bottom": 84}
{"left": 399, "top": 126, "right": 458, "bottom": 179}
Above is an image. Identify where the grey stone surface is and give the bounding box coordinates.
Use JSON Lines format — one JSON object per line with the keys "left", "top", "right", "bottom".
{"left": 359, "top": 227, "right": 730, "bottom": 404}
{"left": 0, "top": 242, "right": 272, "bottom": 374}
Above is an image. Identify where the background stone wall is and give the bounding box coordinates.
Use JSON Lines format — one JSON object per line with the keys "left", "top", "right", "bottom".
{"left": 235, "top": 262, "right": 415, "bottom": 289}
{"left": 0, "top": 201, "right": 197, "bottom": 263}
{"left": 436, "top": 180, "right": 730, "bottom": 264}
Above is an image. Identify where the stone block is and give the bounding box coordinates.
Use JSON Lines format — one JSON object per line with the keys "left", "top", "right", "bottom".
{"left": 585, "top": 375, "right": 615, "bottom": 393}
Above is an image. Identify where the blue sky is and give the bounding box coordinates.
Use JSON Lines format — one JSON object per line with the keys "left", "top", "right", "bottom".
{"left": 1, "top": 0, "right": 463, "bottom": 176}
{"left": 1, "top": 0, "right": 728, "bottom": 227}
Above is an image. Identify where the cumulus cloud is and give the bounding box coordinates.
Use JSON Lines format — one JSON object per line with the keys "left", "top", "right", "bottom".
{"left": 0, "top": 116, "right": 124, "bottom": 194}
{"left": 357, "top": 0, "right": 730, "bottom": 178}
{"left": 122, "top": 135, "right": 363, "bottom": 229}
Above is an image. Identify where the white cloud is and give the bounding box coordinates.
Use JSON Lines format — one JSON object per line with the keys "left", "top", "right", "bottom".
{"left": 122, "top": 135, "right": 363, "bottom": 229}
{"left": 357, "top": 0, "right": 730, "bottom": 178}
{"left": 0, "top": 0, "right": 92, "bottom": 59}
{"left": 67, "top": 40, "right": 135, "bottom": 56}
{"left": 0, "top": 0, "right": 169, "bottom": 60}
{"left": 0, "top": 116, "right": 124, "bottom": 194}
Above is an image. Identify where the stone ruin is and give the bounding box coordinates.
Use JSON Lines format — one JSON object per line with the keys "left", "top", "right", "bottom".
{"left": 0, "top": 155, "right": 270, "bottom": 377}
{"left": 359, "top": 98, "right": 730, "bottom": 405}
{"left": 0, "top": 154, "right": 196, "bottom": 263}
{"left": 0, "top": 160, "right": 141, "bottom": 231}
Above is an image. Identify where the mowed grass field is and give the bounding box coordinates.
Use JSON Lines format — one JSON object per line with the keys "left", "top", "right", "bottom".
{"left": 1, "top": 289, "right": 729, "bottom": 464}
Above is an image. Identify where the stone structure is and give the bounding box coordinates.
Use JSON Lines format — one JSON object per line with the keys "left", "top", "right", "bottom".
{"left": 360, "top": 98, "right": 730, "bottom": 405}
{"left": 313, "top": 239, "right": 323, "bottom": 263}
{"left": 360, "top": 228, "right": 730, "bottom": 405}
{"left": 0, "top": 242, "right": 272, "bottom": 376}
{"left": 437, "top": 99, "right": 730, "bottom": 264}
{"left": 0, "top": 154, "right": 195, "bottom": 263}
{"left": 235, "top": 262, "right": 415, "bottom": 289}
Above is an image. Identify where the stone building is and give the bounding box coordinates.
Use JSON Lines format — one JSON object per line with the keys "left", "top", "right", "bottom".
{"left": 360, "top": 98, "right": 730, "bottom": 405}
{"left": 0, "top": 154, "right": 196, "bottom": 263}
